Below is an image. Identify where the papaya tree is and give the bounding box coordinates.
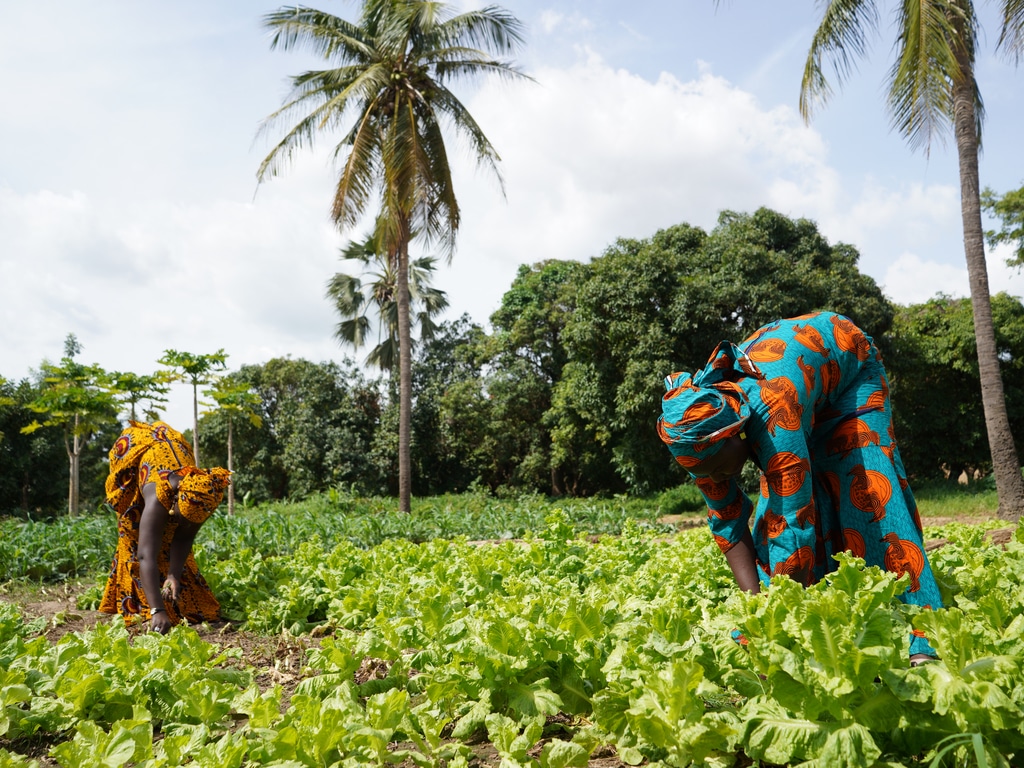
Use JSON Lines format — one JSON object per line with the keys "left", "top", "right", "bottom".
{"left": 21, "top": 334, "right": 117, "bottom": 515}
{"left": 205, "top": 379, "right": 262, "bottom": 514}
{"left": 158, "top": 349, "right": 228, "bottom": 465}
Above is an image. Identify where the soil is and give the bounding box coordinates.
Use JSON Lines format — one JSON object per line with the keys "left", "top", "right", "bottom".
{"left": 1, "top": 514, "right": 1011, "bottom": 767}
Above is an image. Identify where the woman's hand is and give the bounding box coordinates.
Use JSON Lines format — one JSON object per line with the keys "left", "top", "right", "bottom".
{"left": 150, "top": 608, "right": 173, "bottom": 634}
{"left": 161, "top": 575, "right": 181, "bottom": 602}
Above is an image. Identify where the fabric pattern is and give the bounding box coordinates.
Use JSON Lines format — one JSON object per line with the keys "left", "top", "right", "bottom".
{"left": 99, "top": 421, "right": 225, "bottom": 627}
{"left": 660, "top": 312, "right": 942, "bottom": 656}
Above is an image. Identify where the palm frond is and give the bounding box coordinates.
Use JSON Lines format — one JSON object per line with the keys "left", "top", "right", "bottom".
{"left": 325, "top": 272, "right": 366, "bottom": 316}
{"left": 887, "top": 0, "right": 973, "bottom": 152}
{"left": 436, "top": 6, "right": 527, "bottom": 56}
{"left": 263, "top": 7, "right": 374, "bottom": 62}
{"left": 429, "top": 83, "right": 504, "bottom": 188}
{"left": 997, "top": 0, "right": 1024, "bottom": 61}
{"left": 366, "top": 336, "right": 399, "bottom": 372}
{"left": 333, "top": 315, "right": 372, "bottom": 349}
{"left": 799, "top": 0, "right": 879, "bottom": 120}
{"left": 332, "top": 100, "right": 384, "bottom": 226}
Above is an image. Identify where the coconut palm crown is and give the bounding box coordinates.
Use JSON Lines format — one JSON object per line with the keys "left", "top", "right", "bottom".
{"left": 258, "top": 0, "right": 527, "bottom": 511}
{"left": 798, "top": 0, "right": 1024, "bottom": 520}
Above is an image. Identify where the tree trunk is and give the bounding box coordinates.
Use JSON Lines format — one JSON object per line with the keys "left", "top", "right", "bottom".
{"left": 72, "top": 437, "right": 80, "bottom": 516}
{"left": 66, "top": 431, "right": 74, "bottom": 516}
{"left": 397, "top": 220, "right": 413, "bottom": 513}
{"left": 953, "top": 61, "right": 1024, "bottom": 522}
{"left": 192, "top": 382, "right": 201, "bottom": 466}
{"left": 67, "top": 417, "right": 81, "bottom": 516}
{"left": 227, "top": 415, "right": 235, "bottom": 515}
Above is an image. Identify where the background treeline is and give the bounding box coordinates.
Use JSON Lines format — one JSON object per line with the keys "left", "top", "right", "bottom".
{"left": 5, "top": 207, "right": 1024, "bottom": 517}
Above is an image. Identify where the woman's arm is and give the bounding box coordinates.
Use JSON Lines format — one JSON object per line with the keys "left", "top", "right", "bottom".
{"left": 724, "top": 527, "right": 761, "bottom": 594}
{"left": 138, "top": 482, "right": 172, "bottom": 633}
{"left": 166, "top": 517, "right": 201, "bottom": 591}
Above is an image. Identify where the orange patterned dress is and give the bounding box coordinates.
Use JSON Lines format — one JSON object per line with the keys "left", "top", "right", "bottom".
{"left": 98, "top": 421, "right": 225, "bottom": 627}
{"left": 659, "top": 312, "right": 941, "bottom": 657}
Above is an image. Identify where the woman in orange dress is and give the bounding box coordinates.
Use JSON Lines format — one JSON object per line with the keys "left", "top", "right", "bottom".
{"left": 99, "top": 421, "right": 230, "bottom": 634}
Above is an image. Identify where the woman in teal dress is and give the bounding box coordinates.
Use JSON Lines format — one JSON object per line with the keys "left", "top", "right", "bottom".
{"left": 657, "top": 311, "right": 941, "bottom": 662}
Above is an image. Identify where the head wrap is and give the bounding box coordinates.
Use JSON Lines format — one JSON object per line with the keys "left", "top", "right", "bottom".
{"left": 106, "top": 420, "right": 230, "bottom": 524}
{"left": 657, "top": 341, "right": 763, "bottom": 468}
{"left": 173, "top": 466, "right": 232, "bottom": 524}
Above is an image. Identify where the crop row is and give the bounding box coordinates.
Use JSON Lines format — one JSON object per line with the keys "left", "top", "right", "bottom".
{"left": 0, "top": 489, "right": 685, "bottom": 583}
{"left": 3, "top": 514, "right": 1023, "bottom": 766}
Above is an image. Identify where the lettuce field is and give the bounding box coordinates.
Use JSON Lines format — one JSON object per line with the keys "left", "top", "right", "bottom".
{"left": 1, "top": 495, "right": 1022, "bottom": 767}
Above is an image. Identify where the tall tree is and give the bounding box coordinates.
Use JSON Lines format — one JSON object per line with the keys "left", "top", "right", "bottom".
{"left": 158, "top": 349, "right": 228, "bottom": 465}
{"left": 327, "top": 226, "right": 449, "bottom": 372}
{"left": 205, "top": 380, "right": 263, "bottom": 515}
{"left": 799, "top": 0, "right": 1024, "bottom": 521}
{"left": 21, "top": 334, "right": 117, "bottom": 515}
{"left": 257, "top": 0, "right": 527, "bottom": 512}
{"left": 548, "top": 210, "right": 893, "bottom": 495}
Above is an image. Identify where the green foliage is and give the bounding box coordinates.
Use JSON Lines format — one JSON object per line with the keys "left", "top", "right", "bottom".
{"left": 983, "top": 183, "right": 1024, "bottom": 268}
{"left": 886, "top": 294, "right": 1024, "bottom": 477}
{"left": 103, "top": 371, "right": 170, "bottom": 424}
{"left": 2, "top": 501, "right": 1024, "bottom": 765}
{"left": 409, "top": 316, "right": 491, "bottom": 495}
{"left": 198, "top": 358, "right": 381, "bottom": 501}
{"left": 0, "top": 377, "right": 70, "bottom": 517}
{"left": 547, "top": 208, "right": 893, "bottom": 494}
{"left": 157, "top": 348, "right": 228, "bottom": 451}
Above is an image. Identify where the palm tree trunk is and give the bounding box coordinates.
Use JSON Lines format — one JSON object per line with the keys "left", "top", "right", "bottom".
{"left": 397, "top": 223, "right": 413, "bottom": 513}
{"left": 953, "top": 63, "right": 1024, "bottom": 522}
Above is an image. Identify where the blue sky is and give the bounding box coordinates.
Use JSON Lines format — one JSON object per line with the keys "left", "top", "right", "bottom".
{"left": 2, "top": 0, "right": 1023, "bottom": 429}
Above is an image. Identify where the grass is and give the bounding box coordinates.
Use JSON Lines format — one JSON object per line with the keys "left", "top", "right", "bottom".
{"left": 911, "top": 476, "right": 999, "bottom": 519}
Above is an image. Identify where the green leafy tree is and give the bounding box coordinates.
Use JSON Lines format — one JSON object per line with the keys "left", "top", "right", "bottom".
{"left": 205, "top": 380, "right": 263, "bottom": 515}
{"left": 21, "top": 335, "right": 118, "bottom": 515}
{"left": 487, "top": 260, "right": 585, "bottom": 493}
{"left": 105, "top": 370, "right": 170, "bottom": 422}
{"left": 886, "top": 293, "right": 1024, "bottom": 478}
{"left": 201, "top": 359, "right": 382, "bottom": 501}
{"left": 257, "top": 0, "right": 527, "bottom": 512}
{"left": 0, "top": 377, "right": 68, "bottom": 516}
{"left": 158, "top": 349, "right": 228, "bottom": 465}
{"left": 409, "top": 315, "right": 489, "bottom": 494}
{"left": 550, "top": 209, "right": 894, "bottom": 495}
{"left": 982, "top": 182, "right": 1024, "bottom": 267}
{"left": 799, "top": 0, "right": 1024, "bottom": 520}
{"left": 327, "top": 226, "right": 449, "bottom": 372}
{"left": 0, "top": 377, "right": 13, "bottom": 443}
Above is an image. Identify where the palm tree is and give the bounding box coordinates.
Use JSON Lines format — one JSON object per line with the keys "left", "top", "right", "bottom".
{"left": 257, "top": 0, "right": 527, "bottom": 512}
{"left": 799, "top": 0, "right": 1024, "bottom": 522}
{"left": 327, "top": 226, "right": 449, "bottom": 372}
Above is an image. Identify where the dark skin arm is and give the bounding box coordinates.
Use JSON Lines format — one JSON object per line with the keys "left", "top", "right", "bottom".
{"left": 724, "top": 526, "right": 761, "bottom": 594}
{"left": 138, "top": 473, "right": 201, "bottom": 634}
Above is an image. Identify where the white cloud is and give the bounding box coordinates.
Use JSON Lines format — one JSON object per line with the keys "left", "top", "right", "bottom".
{"left": 881, "top": 245, "right": 1024, "bottom": 305}
{"left": 537, "top": 9, "right": 593, "bottom": 35}
{"left": 881, "top": 253, "right": 968, "bottom": 304}
{"left": 435, "top": 53, "right": 844, "bottom": 324}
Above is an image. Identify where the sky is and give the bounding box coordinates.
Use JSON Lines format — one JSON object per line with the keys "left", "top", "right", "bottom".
{"left": 2, "top": 0, "right": 1023, "bottom": 431}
